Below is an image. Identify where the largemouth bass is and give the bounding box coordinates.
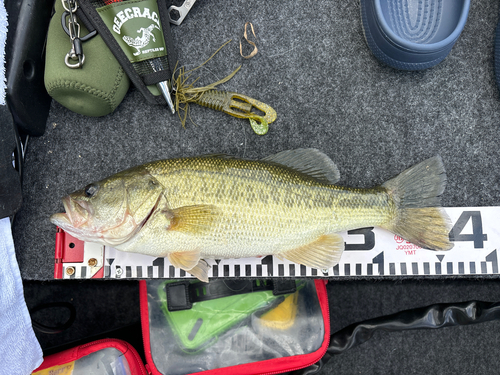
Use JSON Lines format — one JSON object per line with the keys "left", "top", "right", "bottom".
{"left": 50, "top": 149, "right": 452, "bottom": 281}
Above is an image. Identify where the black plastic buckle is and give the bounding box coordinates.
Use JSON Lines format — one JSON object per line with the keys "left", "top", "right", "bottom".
{"left": 166, "top": 279, "right": 297, "bottom": 312}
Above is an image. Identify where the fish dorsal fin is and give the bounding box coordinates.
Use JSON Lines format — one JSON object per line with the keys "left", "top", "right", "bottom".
{"left": 262, "top": 148, "right": 340, "bottom": 184}
{"left": 198, "top": 153, "right": 235, "bottom": 159}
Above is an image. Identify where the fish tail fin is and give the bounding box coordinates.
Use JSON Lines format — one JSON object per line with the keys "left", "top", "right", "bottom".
{"left": 381, "top": 156, "right": 453, "bottom": 251}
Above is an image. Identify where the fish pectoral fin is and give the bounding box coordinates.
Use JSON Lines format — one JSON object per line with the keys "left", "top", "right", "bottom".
{"left": 167, "top": 205, "right": 219, "bottom": 234}
{"left": 168, "top": 250, "right": 202, "bottom": 270}
{"left": 278, "top": 233, "right": 344, "bottom": 270}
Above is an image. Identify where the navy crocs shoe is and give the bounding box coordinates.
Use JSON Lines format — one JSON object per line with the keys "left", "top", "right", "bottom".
{"left": 360, "top": 0, "right": 470, "bottom": 70}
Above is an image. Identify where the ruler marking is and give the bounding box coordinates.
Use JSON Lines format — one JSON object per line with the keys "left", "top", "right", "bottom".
{"left": 481, "top": 262, "right": 487, "bottom": 274}
{"left": 401, "top": 263, "right": 407, "bottom": 275}
{"left": 435, "top": 262, "right": 441, "bottom": 275}
{"left": 486, "top": 250, "right": 498, "bottom": 273}
{"left": 168, "top": 265, "right": 174, "bottom": 278}
{"left": 389, "top": 263, "right": 396, "bottom": 275}
{"left": 356, "top": 263, "right": 362, "bottom": 276}
{"left": 412, "top": 262, "right": 418, "bottom": 275}
{"left": 373, "top": 252, "right": 384, "bottom": 275}
{"left": 367, "top": 264, "right": 373, "bottom": 276}
{"left": 300, "top": 265, "right": 307, "bottom": 276}
{"left": 447, "top": 262, "right": 453, "bottom": 274}
{"left": 469, "top": 262, "right": 476, "bottom": 274}
{"left": 423, "top": 263, "right": 430, "bottom": 275}
{"left": 152, "top": 258, "right": 164, "bottom": 278}
{"left": 333, "top": 265, "right": 339, "bottom": 276}
{"left": 458, "top": 262, "right": 464, "bottom": 274}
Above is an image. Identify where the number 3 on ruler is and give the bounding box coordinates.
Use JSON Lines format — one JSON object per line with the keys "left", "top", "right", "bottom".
{"left": 449, "top": 211, "right": 488, "bottom": 248}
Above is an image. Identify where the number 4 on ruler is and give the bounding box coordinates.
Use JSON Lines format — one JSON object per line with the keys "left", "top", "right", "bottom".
{"left": 449, "top": 211, "right": 488, "bottom": 248}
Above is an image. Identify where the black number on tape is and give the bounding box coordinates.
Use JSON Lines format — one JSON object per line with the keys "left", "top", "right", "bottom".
{"left": 372, "top": 252, "right": 384, "bottom": 275}
{"left": 486, "top": 250, "right": 498, "bottom": 274}
{"left": 449, "top": 211, "right": 488, "bottom": 249}
{"left": 345, "top": 227, "right": 375, "bottom": 251}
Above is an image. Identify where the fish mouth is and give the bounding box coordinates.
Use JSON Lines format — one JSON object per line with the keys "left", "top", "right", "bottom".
{"left": 50, "top": 196, "right": 91, "bottom": 229}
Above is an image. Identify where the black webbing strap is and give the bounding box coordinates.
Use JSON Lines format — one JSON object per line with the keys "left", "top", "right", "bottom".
{"left": 166, "top": 279, "right": 297, "bottom": 312}
{"left": 75, "top": 8, "right": 96, "bottom": 33}
{"left": 142, "top": 69, "right": 171, "bottom": 86}
{"left": 77, "top": 0, "right": 177, "bottom": 105}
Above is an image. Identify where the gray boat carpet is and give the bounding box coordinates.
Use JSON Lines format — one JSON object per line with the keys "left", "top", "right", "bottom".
{"left": 13, "top": 0, "right": 500, "bottom": 373}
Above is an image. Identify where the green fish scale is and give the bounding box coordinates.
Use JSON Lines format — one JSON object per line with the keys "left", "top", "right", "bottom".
{"left": 143, "top": 157, "right": 393, "bottom": 259}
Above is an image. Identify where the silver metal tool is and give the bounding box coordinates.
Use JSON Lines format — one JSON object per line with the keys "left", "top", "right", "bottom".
{"left": 149, "top": 59, "right": 176, "bottom": 114}
{"left": 168, "top": 0, "right": 197, "bottom": 26}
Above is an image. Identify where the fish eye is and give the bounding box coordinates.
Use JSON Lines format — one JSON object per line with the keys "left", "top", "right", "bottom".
{"left": 84, "top": 184, "right": 99, "bottom": 198}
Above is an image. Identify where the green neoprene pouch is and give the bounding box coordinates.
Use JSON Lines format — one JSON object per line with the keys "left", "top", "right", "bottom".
{"left": 77, "top": 0, "right": 177, "bottom": 106}
{"left": 44, "top": 0, "right": 130, "bottom": 117}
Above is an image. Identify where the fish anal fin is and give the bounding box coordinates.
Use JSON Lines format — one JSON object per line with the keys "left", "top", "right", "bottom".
{"left": 278, "top": 233, "right": 344, "bottom": 270}
{"left": 168, "top": 250, "right": 201, "bottom": 271}
{"left": 262, "top": 148, "right": 340, "bottom": 184}
{"left": 166, "top": 205, "right": 219, "bottom": 234}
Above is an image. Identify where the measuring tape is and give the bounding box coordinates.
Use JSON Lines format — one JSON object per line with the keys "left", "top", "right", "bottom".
{"left": 56, "top": 207, "right": 499, "bottom": 279}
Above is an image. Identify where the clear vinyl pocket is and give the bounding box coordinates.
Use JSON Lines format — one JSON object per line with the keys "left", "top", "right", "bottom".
{"left": 140, "top": 279, "right": 330, "bottom": 375}
{"left": 32, "top": 339, "right": 147, "bottom": 375}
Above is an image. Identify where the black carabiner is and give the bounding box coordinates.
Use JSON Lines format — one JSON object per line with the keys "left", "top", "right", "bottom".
{"left": 61, "top": 10, "right": 97, "bottom": 42}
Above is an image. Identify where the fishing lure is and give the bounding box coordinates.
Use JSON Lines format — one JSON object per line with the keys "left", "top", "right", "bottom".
{"left": 172, "top": 41, "right": 277, "bottom": 135}
{"left": 192, "top": 90, "right": 276, "bottom": 135}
